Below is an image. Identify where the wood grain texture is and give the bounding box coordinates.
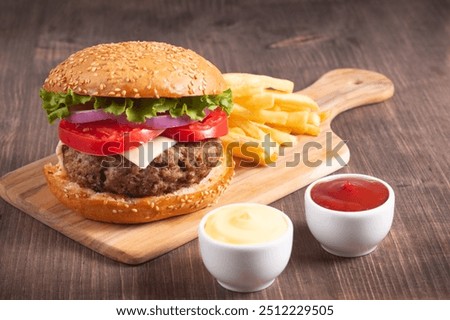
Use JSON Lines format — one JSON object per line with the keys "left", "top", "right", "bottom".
{"left": 0, "top": 0, "right": 449, "bottom": 299}
{"left": 0, "top": 68, "right": 393, "bottom": 264}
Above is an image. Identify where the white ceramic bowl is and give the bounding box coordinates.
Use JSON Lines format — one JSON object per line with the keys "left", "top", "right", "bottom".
{"left": 305, "top": 174, "right": 395, "bottom": 257}
{"left": 198, "top": 203, "right": 293, "bottom": 292}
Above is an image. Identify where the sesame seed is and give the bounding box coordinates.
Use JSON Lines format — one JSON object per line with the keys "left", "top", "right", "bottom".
{"left": 131, "top": 208, "right": 138, "bottom": 213}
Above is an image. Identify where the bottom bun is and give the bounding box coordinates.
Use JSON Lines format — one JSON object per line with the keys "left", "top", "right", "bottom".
{"left": 44, "top": 153, "right": 234, "bottom": 224}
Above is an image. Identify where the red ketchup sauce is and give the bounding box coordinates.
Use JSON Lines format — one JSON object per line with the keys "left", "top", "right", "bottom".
{"left": 311, "top": 177, "right": 389, "bottom": 212}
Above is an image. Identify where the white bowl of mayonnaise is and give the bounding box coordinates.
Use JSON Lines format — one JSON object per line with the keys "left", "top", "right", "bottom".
{"left": 198, "top": 203, "right": 293, "bottom": 293}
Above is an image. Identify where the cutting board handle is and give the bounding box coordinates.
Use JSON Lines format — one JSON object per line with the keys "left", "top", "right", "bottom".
{"left": 299, "top": 68, "right": 394, "bottom": 119}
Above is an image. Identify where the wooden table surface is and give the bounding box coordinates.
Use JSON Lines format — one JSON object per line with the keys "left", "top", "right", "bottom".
{"left": 0, "top": 0, "right": 449, "bottom": 300}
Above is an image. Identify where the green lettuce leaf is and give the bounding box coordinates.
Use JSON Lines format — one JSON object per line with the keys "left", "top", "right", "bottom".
{"left": 39, "top": 88, "right": 233, "bottom": 124}
{"left": 39, "top": 89, "right": 92, "bottom": 123}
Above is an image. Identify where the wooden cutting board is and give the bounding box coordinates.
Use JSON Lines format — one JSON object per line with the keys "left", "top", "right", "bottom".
{"left": 0, "top": 68, "right": 394, "bottom": 264}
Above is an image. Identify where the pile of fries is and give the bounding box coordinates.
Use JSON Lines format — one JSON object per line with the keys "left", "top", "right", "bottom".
{"left": 222, "top": 73, "right": 327, "bottom": 165}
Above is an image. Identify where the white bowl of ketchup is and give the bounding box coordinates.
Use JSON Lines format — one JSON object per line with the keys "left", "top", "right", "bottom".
{"left": 304, "top": 174, "right": 395, "bottom": 257}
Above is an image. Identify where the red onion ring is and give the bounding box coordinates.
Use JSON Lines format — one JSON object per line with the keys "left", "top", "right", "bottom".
{"left": 66, "top": 108, "right": 212, "bottom": 129}
{"left": 116, "top": 110, "right": 212, "bottom": 129}
{"left": 116, "top": 114, "right": 197, "bottom": 129}
{"left": 66, "top": 109, "right": 116, "bottom": 123}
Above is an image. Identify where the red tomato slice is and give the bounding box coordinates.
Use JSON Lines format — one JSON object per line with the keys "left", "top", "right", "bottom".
{"left": 162, "top": 109, "right": 228, "bottom": 142}
{"left": 59, "top": 119, "right": 164, "bottom": 156}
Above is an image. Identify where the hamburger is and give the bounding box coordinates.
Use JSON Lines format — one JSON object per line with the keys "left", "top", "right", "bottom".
{"left": 40, "top": 41, "right": 234, "bottom": 224}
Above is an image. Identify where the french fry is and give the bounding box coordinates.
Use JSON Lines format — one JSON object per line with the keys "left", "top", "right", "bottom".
{"left": 253, "top": 123, "right": 297, "bottom": 146}
{"left": 308, "top": 112, "right": 321, "bottom": 126}
{"left": 270, "top": 92, "right": 319, "bottom": 112}
{"left": 224, "top": 73, "right": 294, "bottom": 94}
{"left": 271, "top": 105, "right": 282, "bottom": 111}
{"left": 270, "top": 124, "right": 292, "bottom": 133}
{"left": 229, "top": 117, "right": 267, "bottom": 140}
{"left": 286, "top": 111, "right": 309, "bottom": 134}
{"left": 258, "top": 110, "right": 289, "bottom": 126}
{"left": 303, "top": 124, "right": 321, "bottom": 136}
{"left": 234, "top": 92, "right": 275, "bottom": 110}
{"left": 230, "top": 104, "right": 260, "bottom": 121}
{"left": 223, "top": 73, "right": 262, "bottom": 96}
{"left": 229, "top": 127, "right": 246, "bottom": 136}
{"left": 221, "top": 132, "right": 278, "bottom": 166}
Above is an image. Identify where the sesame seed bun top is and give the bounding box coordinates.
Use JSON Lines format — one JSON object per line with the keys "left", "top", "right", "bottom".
{"left": 42, "top": 41, "right": 228, "bottom": 98}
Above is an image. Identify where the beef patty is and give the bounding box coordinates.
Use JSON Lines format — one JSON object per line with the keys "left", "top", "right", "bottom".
{"left": 61, "top": 139, "right": 222, "bottom": 197}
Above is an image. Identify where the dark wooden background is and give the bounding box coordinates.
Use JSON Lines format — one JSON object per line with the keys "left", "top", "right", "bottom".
{"left": 0, "top": 0, "right": 449, "bottom": 299}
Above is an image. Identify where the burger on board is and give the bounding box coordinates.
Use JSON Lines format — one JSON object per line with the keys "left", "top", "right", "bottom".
{"left": 40, "top": 41, "right": 234, "bottom": 224}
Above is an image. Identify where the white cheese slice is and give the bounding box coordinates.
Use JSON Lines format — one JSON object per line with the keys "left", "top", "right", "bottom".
{"left": 55, "top": 140, "right": 65, "bottom": 168}
{"left": 123, "top": 136, "right": 177, "bottom": 169}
